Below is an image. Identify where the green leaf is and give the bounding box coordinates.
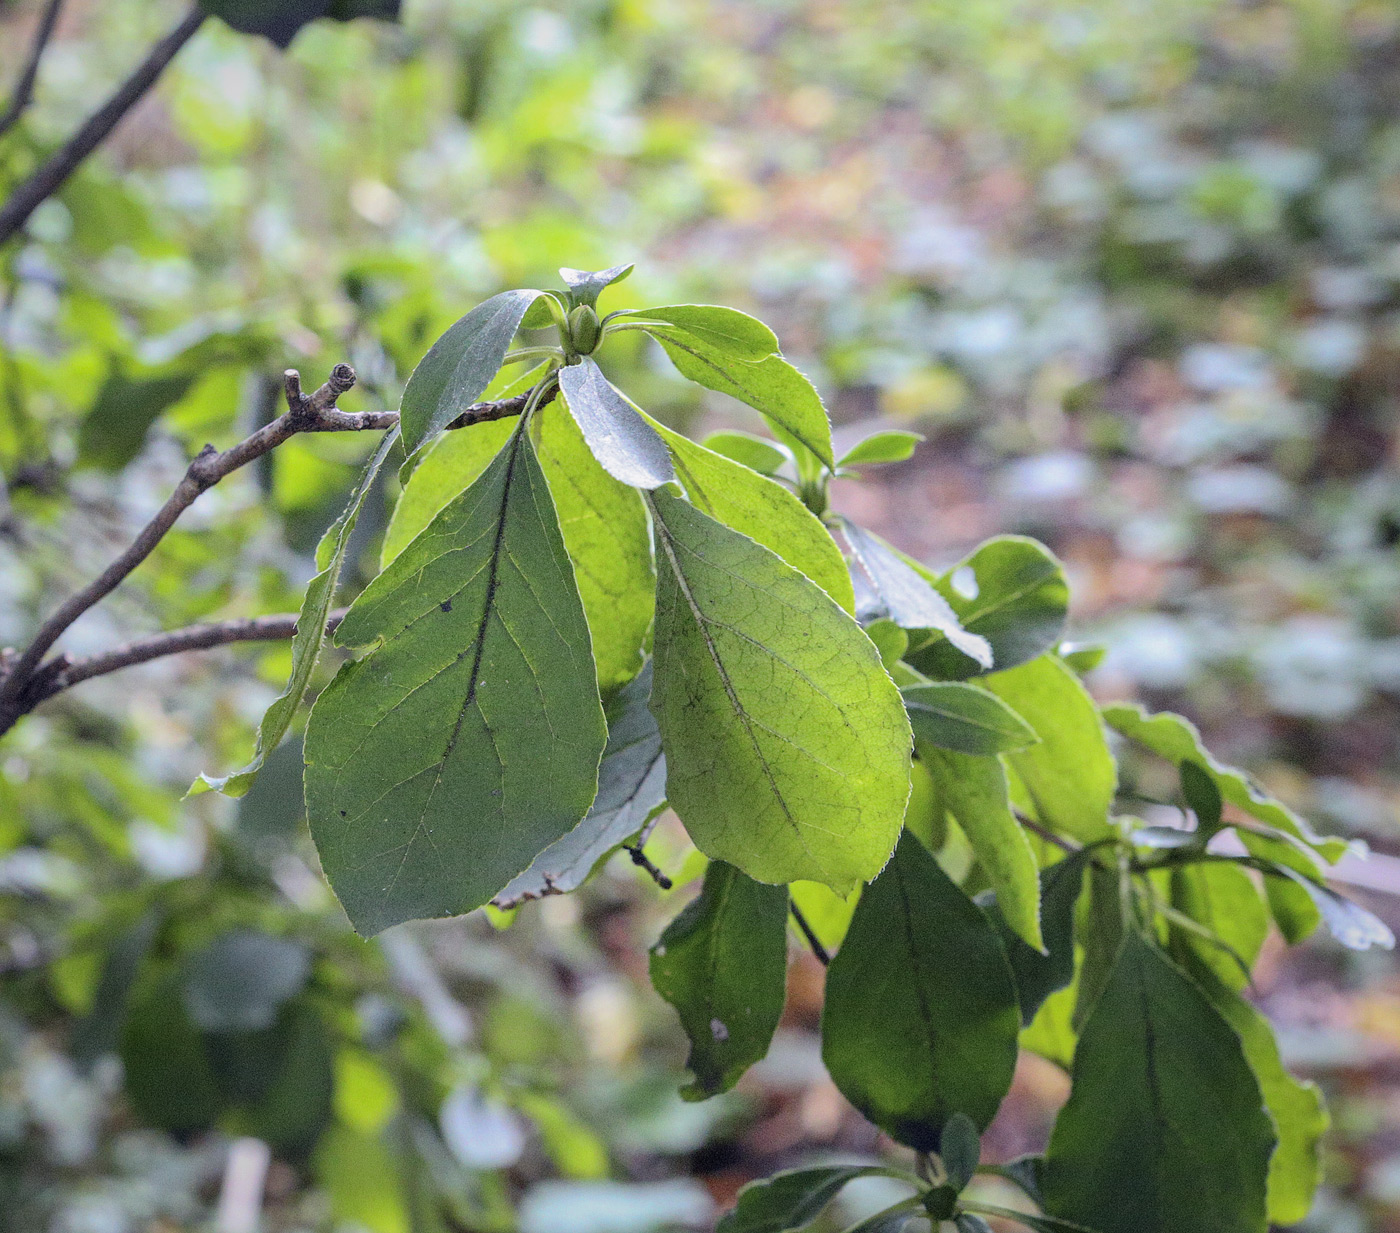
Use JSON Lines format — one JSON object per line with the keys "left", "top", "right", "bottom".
{"left": 864, "top": 620, "right": 909, "bottom": 670}
{"left": 652, "top": 332, "right": 834, "bottom": 467}
{"left": 1272, "top": 865, "right": 1394, "bottom": 950}
{"left": 838, "top": 431, "right": 923, "bottom": 468}
{"left": 194, "top": 430, "right": 397, "bottom": 797}
{"left": 652, "top": 420, "right": 854, "bottom": 611}
{"left": 953, "top": 1216, "right": 992, "bottom": 1233}
{"left": 1171, "top": 943, "right": 1328, "bottom": 1225}
{"left": 200, "top": 0, "right": 399, "bottom": 47}
{"left": 821, "top": 832, "right": 1020, "bottom": 1148}
{"left": 903, "top": 683, "right": 1038, "bottom": 755}
{"left": 121, "top": 971, "right": 226, "bottom": 1135}
{"left": 702, "top": 430, "right": 791, "bottom": 476}
{"left": 619, "top": 305, "right": 778, "bottom": 359}
{"left": 560, "top": 264, "right": 634, "bottom": 310}
{"left": 557, "top": 357, "right": 674, "bottom": 489}
{"left": 983, "top": 657, "right": 1116, "bottom": 844}
{"left": 980, "top": 848, "right": 1094, "bottom": 1025}
{"left": 843, "top": 521, "right": 992, "bottom": 667}
{"left": 977, "top": 1156, "right": 1046, "bottom": 1207}
{"left": 648, "top": 489, "right": 910, "bottom": 893}
{"left": 78, "top": 369, "right": 195, "bottom": 471}
{"left": 71, "top": 912, "right": 159, "bottom": 1068}
{"left": 399, "top": 289, "right": 543, "bottom": 455}
{"left": 962, "top": 1203, "right": 1098, "bottom": 1233}
{"left": 717, "top": 1166, "right": 918, "bottom": 1233}
{"left": 650, "top": 860, "right": 789, "bottom": 1099}
{"left": 304, "top": 424, "right": 607, "bottom": 935}
{"left": 1179, "top": 761, "right": 1223, "bottom": 835}
{"left": 1168, "top": 862, "right": 1268, "bottom": 993}
{"left": 1102, "top": 703, "right": 1349, "bottom": 861}
{"left": 240, "top": 1003, "right": 336, "bottom": 1153}
{"left": 941, "top": 1112, "right": 981, "bottom": 1191}
{"left": 1044, "top": 932, "right": 1275, "bottom": 1233}
{"left": 1058, "top": 642, "right": 1106, "bottom": 675}
{"left": 907, "top": 538, "right": 1068, "bottom": 681}
{"left": 921, "top": 748, "right": 1043, "bottom": 951}
{"left": 495, "top": 662, "right": 666, "bottom": 908}
{"left": 182, "top": 931, "right": 310, "bottom": 1033}
{"left": 843, "top": 1200, "right": 924, "bottom": 1233}
{"left": 387, "top": 406, "right": 653, "bottom": 692}
{"left": 1072, "top": 863, "right": 1123, "bottom": 1032}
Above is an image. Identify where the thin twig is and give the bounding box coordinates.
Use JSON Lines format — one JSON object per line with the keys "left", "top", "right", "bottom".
{"left": 0, "top": 364, "right": 548, "bottom": 729}
{"left": 1013, "top": 809, "right": 1077, "bottom": 853}
{"left": 0, "top": 0, "right": 65, "bottom": 141}
{"left": 623, "top": 843, "right": 673, "bottom": 891}
{"left": 789, "top": 901, "right": 831, "bottom": 966}
{"left": 0, "top": 5, "right": 206, "bottom": 248}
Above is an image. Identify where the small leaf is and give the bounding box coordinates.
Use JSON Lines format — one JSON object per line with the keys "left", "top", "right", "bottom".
{"left": 652, "top": 418, "right": 853, "bottom": 610}
{"left": 717, "top": 1166, "right": 918, "bottom": 1233}
{"left": 702, "top": 430, "right": 790, "bottom": 475}
{"left": 907, "top": 538, "right": 1068, "bottom": 681}
{"left": 980, "top": 848, "right": 1094, "bottom": 1025}
{"left": 978, "top": 1156, "right": 1046, "bottom": 1207}
{"left": 1058, "top": 642, "right": 1106, "bottom": 674}
{"left": 619, "top": 305, "right": 778, "bottom": 359}
{"left": 1072, "top": 863, "right": 1124, "bottom": 1032}
{"left": 650, "top": 861, "right": 789, "bottom": 1099}
{"left": 821, "top": 832, "right": 1020, "bottom": 1149}
{"left": 399, "top": 289, "right": 543, "bottom": 455}
{"left": 1273, "top": 866, "right": 1394, "bottom": 950}
{"left": 1102, "top": 703, "right": 1349, "bottom": 861}
{"left": 194, "top": 430, "right": 397, "bottom": 797}
{"left": 842, "top": 520, "right": 991, "bottom": 666}
{"left": 844, "top": 1201, "right": 924, "bottom": 1233}
{"left": 1180, "top": 760, "right": 1223, "bottom": 835}
{"left": 652, "top": 331, "right": 835, "bottom": 467}
{"left": 838, "top": 431, "right": 923, "bottom": 468}
{"left": 1129, "top": 826, "right": 1199, "bottom": 849}
{"left": 1168, "top": 862, "right": 1269, "bottom": 992}
{"left": 560, "top": 263, "right": 634, "bottom": 309}
{"left": 182, "top": 931, "right": 310, "bottom": 1033}
{"left": 304, "top": 425, "right": 607, "bottom": 935}
{"left": 922, "top": 748, "right": 1044, "bottom": 951}
{"left": 962, "top": 1204, "right": 1098, "bottom": 1233}
{"left": 941, "top": 1112, "right": 981, "bottom": 1191}
{"left": 953, "top": 1216, "right": 993, "bottom": 1233}
{"left": 984, "top": 657, "right": 1117, "bottom": 844}
{"left": 865, "top": 619, "right": 909, "bottom": 670}
{"left": 648, "top": 489, "right": 910, "bottom": 893}
{"left": 903, "top": 683, "right": 1038, "bottom": 755}
{"left": 1044, "top": 932, "right": 1276, "bottom": 1233}
{"left": 495, "top": 663, "right": 666, "bottom": 908}
{"left": 557, "top": 357, "right": 674, "bottom": 489}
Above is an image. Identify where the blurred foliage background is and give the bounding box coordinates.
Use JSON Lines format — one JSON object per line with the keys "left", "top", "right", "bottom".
{"left": 2, "top": 0, "right": 1400, "bottom": 1229}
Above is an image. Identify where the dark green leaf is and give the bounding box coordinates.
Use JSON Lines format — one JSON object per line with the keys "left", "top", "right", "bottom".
{"left": 619, "top": 305, "right": 778, "bottom": 359}
{"left": 921, "top": 748, "right": 1043, "bottom": 950}
{"left": 702, "top": 430, "right": 790, "bottom": 475}
{"left": 1044, "top": 932, "right": 1275, "bottom": 1233}
{"left": 984, "top": 657, "right": 1117, "bottom": 844}
{"left": 241, "top": 1003, "right": 336, "bottom": 1153}
{"left": 1180, "top": 761, "right": 1223, "bottom": 835}
{"left": 72, "top": 912, "right": 159, "bottom": 1068}
{"left": 652, "top": 332, "right": 834, "bottom": 467}
{"left": 903, "top": 683, "right": 1037, "bottom": 755}
{"left": 195, "top": 430, "right": 397, "bottom": 797}
{"left": 200, "top": 0, "right": 398, "bottom": 46}
{"left": 558, "top": 358, "right": 674, "bottom": 489}
{"left": 1173, "top": 938, "right": 1328, "bottom": 1225}
{"left": 78, "top": 369, "right": 194, "bottom": 471}
{"left": 1072, "top": 863, "right": 1123, "bottom": 1032}
{"left": 649, "top": 488, "right": 909, "bottom": 892}
{"left": 650, "top": 861, "right": 789, "bottom": 1099}
{"left": 1240, "top": 831, "right": 1321, "bottom": 943}
{"left": 1102, "top": 703, "right": 1350, "bottom": 861}
{"left": 838, "top": 431, "right": 923, "bottom": 468}
{"left": 980, "top": 849, "right": 1094, "bottom": 1025}
{"left": 717, "top": 1166, "right": 917, "bottom": 1233}
{"left": 865, "top": 620, "right": 909, "bottom": 670}
{"left": 845, "top": 1201, "right": 924, "bottom": 1233}
{"left": 652, "top": 418, "right": 853, "bottom": 610}
{"left": 182, "top": 931, "right": 310, "bottom": 1033}
{"left": 561, "top": 264, "right": 634, "bottom": 310}
{"left": 399, "top": 289, "right": 543, "bottom": 455}
{"left": 843, "top": 521, "right": 991, "bottom": 667}
{"left": 941, "top": 1112, "right": 981, "bottom": 1191}
{"left": 822, "top": 832, "right": 1020, "bottom": 1149}
{"left": 907, "top": 538, "right": 1068, "bottom": 681}
{"left": 304, "top": 425, "right": 607, "bottom": 935}
{"left": 121, "top": 972, "right": 225, "bottom": 1135}
{"left": 495, "top": 663, "right": 666, "bottom": 908}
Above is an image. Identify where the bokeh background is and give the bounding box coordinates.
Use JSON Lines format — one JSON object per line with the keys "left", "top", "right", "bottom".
{"left": 2, "top": 0, "right": 1400, "bottom": 1229}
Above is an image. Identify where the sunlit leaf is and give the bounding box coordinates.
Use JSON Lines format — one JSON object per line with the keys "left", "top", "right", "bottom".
{"left": 558, "top": 357, "right": 674, "bottom": 489}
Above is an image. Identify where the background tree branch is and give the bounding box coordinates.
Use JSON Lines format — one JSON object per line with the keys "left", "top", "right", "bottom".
{"left": 0, "top": 4, "right": 206, "bottom": 247}
{"left": 0, "top": 0, "right": 65, "bottom": 141}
